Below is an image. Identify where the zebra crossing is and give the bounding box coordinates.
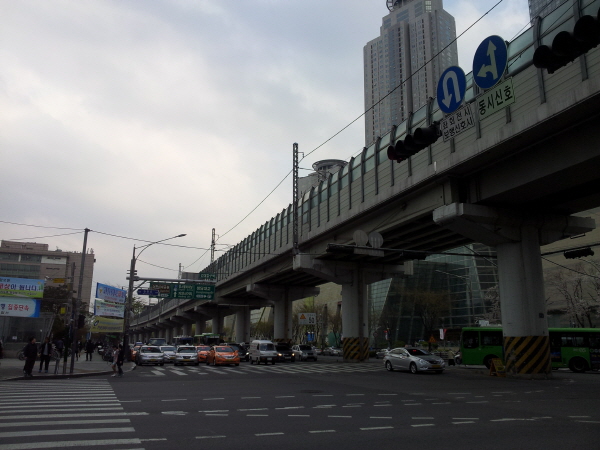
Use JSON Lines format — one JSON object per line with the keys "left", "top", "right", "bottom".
{"left": 141, "top": 362, "right": 382, "bottom": 377}
{"left": 0, "top": 379, "right": 145, "bottom": 450}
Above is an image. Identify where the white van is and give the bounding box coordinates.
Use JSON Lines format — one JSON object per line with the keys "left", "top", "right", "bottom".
{"left": 249, "top": 340, "right": 278, "bottom": 365}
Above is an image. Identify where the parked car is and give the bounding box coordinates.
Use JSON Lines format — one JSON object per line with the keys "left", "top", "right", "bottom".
{"left": 227, "top": 343, "right": 249, "bottom": 362}
{"left": 313, "top": 347, "right": 323, "bottom": 356}
{"left": 160, "top": 345, "right": 177, "bottom": 363}
{"left": 323, "top": 347, "right": 342, "bottom": 356}
{"left": 206, "top": 345, "right": 240, "bottom": 366}
{"left": 174, "top": 346, "right": 199, "bottom": 366}
{"left": 136, "top": 346, "right": 165, "bottom": 366}
{"left": 292, "top": 344, "right": 318, "bottom": 361}
{"left": 383, "top": 347, "right": 445, "bottom": 374}
{"left": 275, "top": 343, "right": 296, "bottom": 362}
{"left": 196, "top": 345, "right": 211, "bottom": 363}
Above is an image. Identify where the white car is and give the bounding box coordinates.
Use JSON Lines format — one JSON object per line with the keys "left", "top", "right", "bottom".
{"left": 174, "top": 346, "right": 199, "bottom": 366}
{"left": 292, "top": 344, "right": 317, "bottom": 361}
{"left": 383, "top": 347, "right": 445, "bottom": 374}
{"left": 135, "top": 346, "right": 165, "bottom": 366}
{"left": 159, "top": 345, "right": 177, "bottom": 363}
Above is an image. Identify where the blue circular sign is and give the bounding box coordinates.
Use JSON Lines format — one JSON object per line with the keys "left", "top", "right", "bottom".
{"left": 472, "top": 35, "right": 507, "bottom": 90}
{"left": 436, "top": 66, "right": 467, "bottom": 114}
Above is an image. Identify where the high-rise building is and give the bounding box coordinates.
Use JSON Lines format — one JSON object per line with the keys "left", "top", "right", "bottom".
{"left": 528, "top": 0, "right": 566, "bottom": 21}
{"left": 364, "top": 0, "right": 458, "bottom": 146}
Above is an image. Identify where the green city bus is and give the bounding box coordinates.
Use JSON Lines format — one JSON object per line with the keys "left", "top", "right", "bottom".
{"left": 458, "top": 327, "right": 600, "bottom": 373}
{"left": 194, "top": 333, "right": 220, "bottom": 346}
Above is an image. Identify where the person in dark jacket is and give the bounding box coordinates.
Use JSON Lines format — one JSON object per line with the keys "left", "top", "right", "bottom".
{"left": 22, "top": 336, "right": 37, "bottom": 377}
{"left": 116, "top": 344, "right": 125, "bottom": 377}
{"left": 85, "top": 340, "right": 95, "bottom": 361}
{"left": 38, "top": 337, "right": 53, "bottom": 373}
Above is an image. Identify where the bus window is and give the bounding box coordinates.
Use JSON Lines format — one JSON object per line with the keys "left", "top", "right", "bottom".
{"left": 463, "top": 331, "right": 479, "bottom": 348}
{"left": 482, "top": 331, "right": 503, "bottom": 346}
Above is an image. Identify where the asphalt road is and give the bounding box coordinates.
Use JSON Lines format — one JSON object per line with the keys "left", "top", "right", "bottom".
{"left": 1, "top": 359, "right": 598, "bottom": 450}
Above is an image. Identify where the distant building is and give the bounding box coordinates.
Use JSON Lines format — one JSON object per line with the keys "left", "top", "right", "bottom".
{"left": 0, "top": 240, "right": 95, "bottom": 342}
{"left": 364, "top": 0, "right": 458, "bottom": 146}
{"left": 529, "top": 0, "right": 567, "bottom": 21}
{"left": 298, "top": 159, "right": 348, "bottom": 196}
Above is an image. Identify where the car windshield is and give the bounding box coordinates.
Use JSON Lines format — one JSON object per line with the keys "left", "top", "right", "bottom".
{"left": 197, "top": 346, "right": 210, "bottom": 352}
{"left": 178, "top": 348, "right": 196, "bottom": 354}
{"left": 276, "top": 345, "right": 290, "bottom": 351}
{"left": 298, "top": 345, "right": 311, "bottom": 350}
{"left": 141, "top": 347, "right": 161, "bottom": 353}
{"left": 215, "top": 346, "right": 233, "bottom": 352}
{"left": 259, "top": 344, "right": 275, "bottom": 351}
{"left": 160, "top": 346, "right": 176, "bottom": 352}
{"left": 407, "top": 348, "right": 430, "bottom": 356}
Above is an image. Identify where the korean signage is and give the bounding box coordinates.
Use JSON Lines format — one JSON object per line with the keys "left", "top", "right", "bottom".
{"left": 440, "top": 103, "right": 475, "bottom": 142}
{"left": 298, "top": 313, "right": 316, "bottom": 325}
{"left": 150, "top": 282, "right": 215, "bottom": 300}
{"left": 90, "top": 316, "right": 124, "bottom": 333}
{"left": 96, "top": 283, "right": 127, "bottom": 304}
{"left": 0, "top": 277, "right": 44, "bottom": 298}
{"left": 94, "top": 299, "right": 125, "bottom": 318}
{"left": 198, "top": 273, "right": 217, "bottom": 282}
{"left": 0, "top": 298, "right": 41, "bottom": 317}
{"left": 477, "top": 77, "right": 515, "bottom": 120}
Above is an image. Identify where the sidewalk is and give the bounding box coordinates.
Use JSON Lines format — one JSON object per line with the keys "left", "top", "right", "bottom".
{"left": 0, "top": 356, "right": 136, "bottom": 381}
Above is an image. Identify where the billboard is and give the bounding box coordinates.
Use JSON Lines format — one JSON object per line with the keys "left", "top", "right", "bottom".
{"left": 90, "top": 316, "right": 124, "bottom": 333}
{"left": 0, "top": 277, "right": 45, "bottom": 298}
{"left": 94, "top": 299, "right": 125, "bottom": 318}
{"left": 0, "top": 297, "right": 41, "bottom": 317}
{"left": 96, "top": 283, "right": 127, "bottom": 304}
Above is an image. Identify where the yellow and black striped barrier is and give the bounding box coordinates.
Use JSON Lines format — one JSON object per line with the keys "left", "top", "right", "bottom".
{"left": 342, "top": 337, "right": 369, "bottom": 361}
{"left": 503, "top": 335, "right": 552, "bottom": 378}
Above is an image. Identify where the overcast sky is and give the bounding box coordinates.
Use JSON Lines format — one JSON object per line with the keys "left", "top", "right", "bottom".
{"left": 0, "top": 0, "right": 530, "bottom": 305}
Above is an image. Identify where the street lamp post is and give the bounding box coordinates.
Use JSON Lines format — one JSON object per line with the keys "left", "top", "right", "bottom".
{"left": 123, "top": 234, "right": 186, "bottom": 359}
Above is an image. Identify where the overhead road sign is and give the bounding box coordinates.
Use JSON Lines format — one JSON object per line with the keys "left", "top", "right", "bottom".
{"left": 473, "top": 35, "right": 507, "bottom": 90}
{"left": 298, "top": 313, "right": 316, "bottom": 325}
{"left": 437, "top": 66, "right": 467, "bottom": 114}
{"left": 198, "top": 273, "right": 217, "bottom": 282}
{"left": 137, "top": 289, "right": 159, "bottom": 296}
{"left": 440, "top": 103, "right": 475, "bottom": 142}
{"left": 476, "top": 78, "right": 515, "bottom": 120}
{"left": 149, "top": 282, "right": 215, "bottom": 300}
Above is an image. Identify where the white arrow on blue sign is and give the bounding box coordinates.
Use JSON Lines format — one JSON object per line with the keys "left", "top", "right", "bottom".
{"left": 137, "top": 289, "right": 159, "bottom": 296}
{"left": 472, "top": 35, "right": 507, "bottom": 90}
{"left": 436, "top": 66, "right": 467, "bottom": 114}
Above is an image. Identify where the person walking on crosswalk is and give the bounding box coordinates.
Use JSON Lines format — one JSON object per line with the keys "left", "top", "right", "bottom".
{"left": 38, "top": 337, "right": 52, "bottom": 373}
{"left": 116, "top": 344, "right": 124, "bottom": 377}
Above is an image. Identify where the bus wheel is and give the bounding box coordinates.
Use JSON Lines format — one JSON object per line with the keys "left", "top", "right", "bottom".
{"left": 483, "top": 355, "right": 496, "bottom": 369}
{"left": 569, "top": 357, "right": 589, "bottom": 373}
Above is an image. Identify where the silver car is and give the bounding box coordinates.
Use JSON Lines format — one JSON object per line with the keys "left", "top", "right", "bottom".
{"left": 383, "top": 347, "right": 445, "bottom": 374}
{"left": 136, "top": 345, "right": 165, "bottom": 366}
{"left": 160, "top": 345, "right": 177, "bottom": 363}
{"left": 292, "top": 344, "right": 317, "bottom": 361}
{"left": 174, "top": 346, "right": 199, "bottom": 366}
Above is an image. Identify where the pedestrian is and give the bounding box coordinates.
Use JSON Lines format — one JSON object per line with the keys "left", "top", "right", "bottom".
{"left": 116, "top": 344, "right": 124, "bottom": 377}
{"left": 22, "top": 336, "right": 38, "bottom": 377}
{"left": 38, "top": 337, "right": 52, "bottom": 373}
{"left": 76, "top": 340, "right": 82, "bottom": 360}
{"left": 110, "top": 345, "right": 118, "bottom": 377}
{"left": 85, "top": 340, "right": 95, "bottom": 361}
{"left": 54, "top": 337, "right": 64, "bottom": 357}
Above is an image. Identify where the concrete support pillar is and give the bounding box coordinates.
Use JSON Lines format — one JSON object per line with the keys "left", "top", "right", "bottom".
{"left": 433, "top": 203, "right": 596, "bottom": 378}
{"left": 212, "top": 315, "right": 223, "bottom": 335}
{"left": 293, "top": 255, "right": 407, "bottom": 362}
{"left": 181, "top": 323, "right": 189, "bottom": 337}
{"left": 247, "top": 284, "right": 320, "bottom": 342}
{"left": 196, "top": 319, "right": 206, "bottom": 335}
{"left": 235, "top": 308, "right": 251, "bottom": 343}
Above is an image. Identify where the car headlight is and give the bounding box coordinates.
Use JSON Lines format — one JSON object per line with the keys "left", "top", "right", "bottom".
{"left": 417, "top": 358, "right": 429, "bottom": 366}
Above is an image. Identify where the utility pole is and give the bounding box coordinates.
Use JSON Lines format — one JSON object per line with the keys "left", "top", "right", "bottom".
{"left": 70, "top": 228, "right": 89, "bottom": 374}
{"left": 211, "top": 228, "right": 215, "bottom": 265}
{"left": 293, "top": 143, "right": 299, "bottom": 256}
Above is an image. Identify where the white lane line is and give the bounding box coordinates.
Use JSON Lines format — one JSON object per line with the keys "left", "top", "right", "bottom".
{"left": 404, "top": 403, "right": 422, "bottom": 406}
{"left": 275, "top": 406, "right": 304, "bottom": 410}
{"left": 0, "top": 412, "right": 148, "bottom": 420}
{"left": 206, "top": 414, "right": 228, "bottom": 417}
{"left": 196, "top": 435, "right": 227, "bottom": 439}
{"left": 203, "top": 398, "right": 225, "bottom": 401}
{"left": 452, "top": 418, "right": 479, "bottom": 420}
{"left": 313, "top": 394, "right": 333, "bottom": 397}
{"left": 328, "top": 416, "right": 352, "bottom": 418}
{"left": 140, "top": 438, "right": 167, "bottom": 442}
{"left": 412, "top": 417, "right": 434, "bottom": 420}
{"left": 0, "top": 407, "right": 123, "bottom": 414}
{"left": 309, "top": 430, "right": 336, "bottom": 433}
{"left": 150, "top": 370, "right": 165, "bottom": 376}
{"left": 370, "top": 417, "right": 392, "bottom": 419}
{"left": 411, "top": 424, "right": 435, "bottom": 428}
{"left": 378, "top": 394, "right": 398, "bottom": 396}
{"left": 288, "top": 415, "right": 310, "bottom": 417}
{"left": 238, "top": 408, "right": 267, "bottom": 412}
{"left": 119, "top": 400, "right": 141, "bottom": 403}
{"left": 0, "top": 419, "right": 130, "bottom": 428}
{"left": 314, "top": 405, "right": 336, "bottom": 408}
{"left": 0, "top": 402, "right": 118, "bottom": 410}
{"left": 361, "top": 426, "right": 394, "bottom": 431}
{"left": 0, "top": 438, "right": 142, "bottom": 450}
{"left": 342, "top": 405, "right": 362, "bottom": 408}
{"left": 247, "top": 414, "right": 268, "bottom": 417}
{"left": 162, "top": 399, "right": 187, "bottom": 402}
{"left": 452, "top": 421, "right": 476, "bottom": 425}
{"left": 0, "top": 427, "right": 135, "bottom": 439}
{"left": 199, "top": 410, "right": 229, "bottom": 413}
{"left": 162, "top": 411, "right": 187, "bottom": 416}
{"left": 373, "top": 404, "right": 392, "bottom": 407}
{"left": 255, "top": 432, "right": 284, "bottom": 436}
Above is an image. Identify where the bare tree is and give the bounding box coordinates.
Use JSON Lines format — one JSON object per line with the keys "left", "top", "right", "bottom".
{"left": 480, "top": 285, "right": 502, "bottom": 324}
{"left": 410, "top": 289, "right": 450, "bottom": 350}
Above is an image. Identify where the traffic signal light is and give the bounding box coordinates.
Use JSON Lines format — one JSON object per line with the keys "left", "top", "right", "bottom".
{"left": 564, "top": 247, "right": 595, "bottom": 259}
{"left": 533, "top": 13, "right": 600, "bottom": 74}
{"left": 387, "top": 122, "right": 440, "bottom": 163}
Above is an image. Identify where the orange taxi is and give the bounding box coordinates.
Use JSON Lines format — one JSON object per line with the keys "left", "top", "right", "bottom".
{"left": 196, "top": 345, "right": 211, "bottom": 363}
{"left": 206, "top": 345, "right": 240, "bottom": 366}
{"left": 130, "top": 344, "right": 142, "bottom": 361}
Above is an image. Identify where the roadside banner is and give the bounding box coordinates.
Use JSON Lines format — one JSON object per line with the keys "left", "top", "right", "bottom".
{"left": 0, "top": 297, "right": 41, "bottom": 317}
{"left": 0, "top": 277, "right": 45, "bottom": 298}
{"left": 96, "top": 283, "right": 127, "bottom": 304}
{"left": 90, "top": 316, "right": 124, "bottom": 333}
{"left": 94, "top": 299, "right": 125, "bottom": 318}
